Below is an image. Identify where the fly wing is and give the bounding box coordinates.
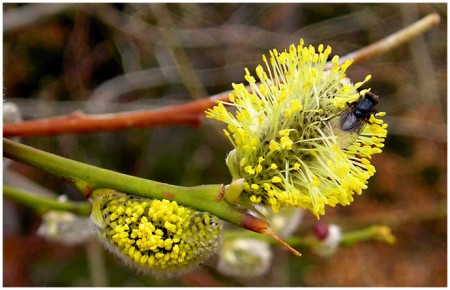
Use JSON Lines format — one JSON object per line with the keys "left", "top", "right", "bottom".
{"left": 328, "top": 110, "right": 367, "bottom": 149}
{"left": 339, "top": 111, "right": 359, "bottom": 131}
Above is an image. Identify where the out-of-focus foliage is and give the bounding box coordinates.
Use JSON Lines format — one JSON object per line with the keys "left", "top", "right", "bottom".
{"left": 3, "top": 3, "right": 446, "bottom": 286}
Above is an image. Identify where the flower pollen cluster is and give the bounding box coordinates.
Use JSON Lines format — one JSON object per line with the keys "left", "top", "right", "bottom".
{"left": 90, "top": 190, "right": 222, "bottom": 276}
{"left": 206, "top": 39, "right": 388, "bottom": 218}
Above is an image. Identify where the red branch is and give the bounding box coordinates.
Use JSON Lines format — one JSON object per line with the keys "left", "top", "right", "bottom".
{"left": 3, "top": 91, "right": 231, "bottom": 137}
{"left": 5, "top": 13, "right": 440, "bottom": 138}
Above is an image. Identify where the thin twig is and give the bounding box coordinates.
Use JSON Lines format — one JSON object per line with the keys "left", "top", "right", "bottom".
{"left": 3, "top": 91, "right": 230, "bottom": 137}
{"left": 3, "top": 13, "right": 440, "bottom": 137}
{"left": 337, "top": 13, "right": 440, "bottom": 66}
{"left": 224, "top": 224, "right": 396, "bottom": 250}
{"left": 3, "top": 184, "right": 92, "bottom": 216}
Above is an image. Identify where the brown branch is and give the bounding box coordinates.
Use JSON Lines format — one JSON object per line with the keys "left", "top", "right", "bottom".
{"left": 3, "top": 13, "right": 440, "bottom": 138}
{"left": 3, "top": 91, "right": 231, "bottom": 137}
{"left": 337, "top": 13, "right": 440, "bottom": 66}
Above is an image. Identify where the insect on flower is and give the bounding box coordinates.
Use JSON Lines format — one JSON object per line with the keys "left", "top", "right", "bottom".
{"left": 329, "top": 91, "right": 379, "bottom": 148}
{"left": 206, "top": 39, "right": 388, "bottom": 217}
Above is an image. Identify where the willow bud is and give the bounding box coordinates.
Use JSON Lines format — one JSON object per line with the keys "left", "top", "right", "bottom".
{"left": 217, "top": 238, "right": 272, "bottom": 277}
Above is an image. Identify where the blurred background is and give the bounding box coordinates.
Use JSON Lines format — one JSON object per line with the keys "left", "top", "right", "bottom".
{"left": 3, "top": 3, "right": 447, "bottom": 286}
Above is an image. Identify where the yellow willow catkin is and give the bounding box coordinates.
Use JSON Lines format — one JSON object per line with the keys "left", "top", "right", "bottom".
{"left": 90, "top": 189, "right": 223, "bottom": 276}
{"left": 206, "top": 39, "right": 387, "bottom": 218}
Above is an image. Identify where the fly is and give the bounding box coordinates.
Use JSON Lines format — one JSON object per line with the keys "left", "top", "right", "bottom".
{"left": 328, "top": 91, "right": 379, "bottom": 148}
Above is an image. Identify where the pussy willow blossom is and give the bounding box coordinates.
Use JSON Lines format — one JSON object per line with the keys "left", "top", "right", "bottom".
{"left": 90, "top": 190, "right": 223, "bottom": 276}
{"left": 206, "top": 39, "right": 388, "bottom": 218}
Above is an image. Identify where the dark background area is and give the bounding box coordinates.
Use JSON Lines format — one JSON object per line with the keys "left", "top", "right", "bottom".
{"left": 3, "top": 3, "right": 447, "bottom": 286}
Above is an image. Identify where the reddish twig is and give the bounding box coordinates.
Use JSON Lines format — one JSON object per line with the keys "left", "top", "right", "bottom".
{"left": 4, "top": 13, "right": 440, "bottom": 138}
{"left": 337, "top": 13, "right": 440, "bottom": 66}
{"left": 3, "top": 91, "right": 231, "bottom": 137}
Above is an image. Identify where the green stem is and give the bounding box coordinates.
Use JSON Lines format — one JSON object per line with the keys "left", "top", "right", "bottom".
{"left": 339, "top": 225, "right": 395, "bottom": 247}
{"left": 3, "top": 184, "right": 91, "bottom": 216}
{"left": 224, "top": 224, "right": 395, "bottom": 249}
{"left": 3, "top": 138, "right": 267, "bottom": 232}
{"left": 224, "top": 229, "right": 312, "bottom": 248}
